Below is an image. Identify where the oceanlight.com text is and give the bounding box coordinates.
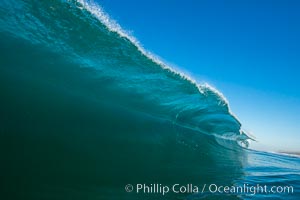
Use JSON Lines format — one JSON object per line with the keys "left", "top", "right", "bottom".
{"left": 124, "top": 183, "right": 294, "bottom": 196}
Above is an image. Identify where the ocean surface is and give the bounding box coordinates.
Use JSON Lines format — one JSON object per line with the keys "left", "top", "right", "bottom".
{"left": 0, "top": 0, "right": 299, "bottom": 199}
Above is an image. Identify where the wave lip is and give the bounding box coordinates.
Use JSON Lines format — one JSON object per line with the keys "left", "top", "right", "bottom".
{"left": 74, "top": 0, "right": 251, "bottom": 143}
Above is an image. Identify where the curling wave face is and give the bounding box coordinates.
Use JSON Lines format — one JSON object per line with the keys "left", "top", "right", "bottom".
{"left": 1, "top": 0, "right": 250, "bottom": 143}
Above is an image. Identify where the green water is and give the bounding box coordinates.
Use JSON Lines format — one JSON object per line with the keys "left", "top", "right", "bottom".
{"left": 0, "top": 0, "right": 299, "bottom": 199}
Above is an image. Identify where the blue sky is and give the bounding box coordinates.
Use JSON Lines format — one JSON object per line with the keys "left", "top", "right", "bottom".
{"left": 97, "top": 0, "right": 300, "bottom": 152}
